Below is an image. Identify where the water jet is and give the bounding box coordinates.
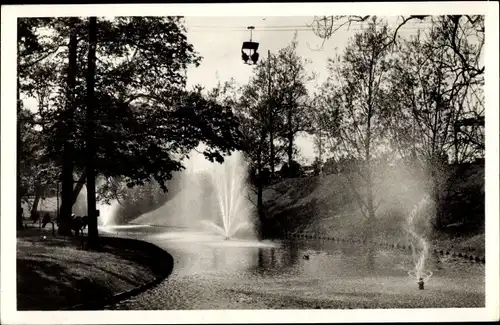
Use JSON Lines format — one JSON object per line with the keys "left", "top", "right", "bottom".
{"left": 405, "top": 195, "right": 434, "bottom": 288}
{"left": 199, "top": 151, "right": 256, "bottom": 241}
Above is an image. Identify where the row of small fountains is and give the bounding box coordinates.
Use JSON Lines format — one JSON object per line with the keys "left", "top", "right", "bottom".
{"left": 283, "top": 232, "right": 485, "bottom": 264}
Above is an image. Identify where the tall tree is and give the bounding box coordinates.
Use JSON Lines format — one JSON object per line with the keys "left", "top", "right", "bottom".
{"left": 315, "top": 18, "right": 394, "bottom": 242}
{"left": 237, "top": 84, "right": 271, "bottom": 233}
{"left": 85, "top": 16, "right": 99, "bottom": 247}
{"left": 273, "top": 35, "right": 315, "bottom": 165}
{"left": 17, "top": 18, "right": 53, "bottom": 229}
{"left": 18, "top": 17, "right": 244, "bottom": 238}
{"left": 58, "top": 17, "right": 79, "bottom": 235}
{"left": 312, "top": 15, "right": 485, "bottom": 231}
{"left": 384, "top": 17, "right": 484, "bottom": 229}
{"left": 241, "top": 53, "right": 285, "bottom": 176}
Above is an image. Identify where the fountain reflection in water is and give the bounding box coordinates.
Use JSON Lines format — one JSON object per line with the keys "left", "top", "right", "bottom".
{"left": 200, "top": 151, "right": 256, "bottom": 240}
{"left": 405, "top": 194, "right": 433, "bottom": 286}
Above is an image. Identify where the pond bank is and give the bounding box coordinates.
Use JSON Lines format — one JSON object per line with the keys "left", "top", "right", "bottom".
{"left": 283, "top": 231, "right": 486, "bottom": 264}
{"left": 16, "top": 228, "right": 173, "bottom": 310}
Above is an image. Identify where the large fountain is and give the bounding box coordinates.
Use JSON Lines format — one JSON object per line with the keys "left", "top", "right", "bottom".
{"left": 129, "top": 150, "right": 258, "bottom": 243}
{"left": 199, "top": 151, "right": 256, "bottom": 241}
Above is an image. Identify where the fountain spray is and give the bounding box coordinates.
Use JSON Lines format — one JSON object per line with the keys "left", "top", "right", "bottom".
{"left": 200, "top": 151, "right": 255, "bottom": 240}
{"left": 406, "top": 194, "right": 433, "bottom": 290}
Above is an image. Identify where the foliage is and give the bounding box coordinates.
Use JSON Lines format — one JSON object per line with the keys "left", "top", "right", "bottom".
{"left": 311, "top": 157, "right": 322, "bottom": 176}
{"left": 272, "top": 34, "right": 316, "bottom": 163}
{"left": 314, "top": 17, "right": 394, "bottom": 224}
{"left": 236, "top": 36, "right": 316, "bottom": 174}
{"left": 18, "top": 16, "right": 244, "bottom": 206}
{"left": 18, "top": 107, "right": 61, "bottom": 204}
{"left": 312, "top": 15, "right": 485, "bottom": 231}
{"left": 385, "top": 18, "right": 484, "bottom": 166}
{"left": 280, "top": 160, "right": 302, "bottom": 179}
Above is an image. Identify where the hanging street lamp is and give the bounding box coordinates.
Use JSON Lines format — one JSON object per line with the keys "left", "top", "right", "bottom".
{"left": 241, "top": 26, "right": 260, "bottom": 65}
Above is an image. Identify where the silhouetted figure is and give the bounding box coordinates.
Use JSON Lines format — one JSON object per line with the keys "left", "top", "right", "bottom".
{"left": 81, "top": 216, "right": 89, "bottom": 230}
{"left": 41, "top": 213, "right": 56, "bottom": 236}
{"left": 71, "top": 214, "right": 88, "bottom": 237}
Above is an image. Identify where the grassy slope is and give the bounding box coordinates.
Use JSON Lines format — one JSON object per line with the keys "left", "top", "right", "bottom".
{"left": 17, "top": 229, "right": 158, "bottom": 310}
{"left": 262, "top": 163, "right": 485, "bottom": 254}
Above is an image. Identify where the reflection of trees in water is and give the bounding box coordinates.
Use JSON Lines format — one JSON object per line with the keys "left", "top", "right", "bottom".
{"left": 210, "top": 247, "right": 261, "bottom": 272}
{"left": 251, "top": 241, "right": 302, "bottom": 274}
{"left": 338, "top": 243, "right": 361, "bottom": 256}
{"left": 285, "top": 241, "right": 301, "bottom": 267}
{"left": 335, "top": 243, "right": 376, "bottom": 275}
{"left": 366, "top": 245, "right": 375, "bottom": 271}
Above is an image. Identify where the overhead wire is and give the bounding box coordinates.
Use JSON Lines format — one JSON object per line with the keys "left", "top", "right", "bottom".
{"left": 187, "top": 21, "right": 434, "bottom": 33}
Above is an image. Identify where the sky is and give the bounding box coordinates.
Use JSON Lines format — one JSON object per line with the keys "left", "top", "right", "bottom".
{"left": 183, "top": 16, "right": 428, "bottom": 90}
{"left": 184, "top": 16, "right": 334, "bottom": 167}
{"left": 182, "top": 16, "right": 429, "bottom": 167}
{"left": 184, "top": 16, "right": 333, "bottom": 91}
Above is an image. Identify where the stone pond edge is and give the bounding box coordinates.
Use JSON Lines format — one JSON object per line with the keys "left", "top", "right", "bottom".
{"left": 62, "top": 235, "right": 174, "bottom": 311}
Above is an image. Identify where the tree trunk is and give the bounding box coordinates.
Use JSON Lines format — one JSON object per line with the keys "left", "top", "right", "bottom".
{"left": 366, "top": 244, "right": 375, "bottom": 271}
{"left": 59, "top": 18, "right": 79, "bottom": 236}
{"left": 432, "top": 177, "right": 444, "bottom": 230}
{"left": 287, "top": 97, "right": 294, "bottom": 164}
{"left": 72, "top": 170, "right": 86, "bottom": 201}
{"left": 364, "top": 50, "right": 376, "bottom": 245}
{"left": 257, "top": 166, "right": 264, "bottom": 239}
{"left": 256, "top": 133, "right": 265, "bottom": 240}
{"left": 269, "top": 130, "right": 275, "bottom": 176}
{"left": 267, "top": 51, "right": 275, "bottom": 177}
{"left": 30, "top": 184, "right": 44, "bottom": 219}
{"left": 57, "top": 171, "right": 87, "bottom": 223}
{"left": 17, "top": 76, "right": 23, "bottom": 230}
{"left": 86, "top": 16, "right": 99, "bottom": 249}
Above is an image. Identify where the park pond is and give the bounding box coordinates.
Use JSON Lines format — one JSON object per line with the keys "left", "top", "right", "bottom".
{"left": 100, "top": 225, "right": 485, "bottom": 310}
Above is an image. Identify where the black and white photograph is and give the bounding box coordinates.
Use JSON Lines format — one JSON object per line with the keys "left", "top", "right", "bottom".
{"left": 1, "top": 2, "right": 499, "bottom": 324}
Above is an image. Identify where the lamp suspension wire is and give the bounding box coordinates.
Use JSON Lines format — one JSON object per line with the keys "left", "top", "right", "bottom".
{"left": 248, "top": 26, "right": 255, "bottom": 42}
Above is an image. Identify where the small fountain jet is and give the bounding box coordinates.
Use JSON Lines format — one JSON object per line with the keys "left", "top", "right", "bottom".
{"left": 418, "top": 277, "right": 425, "bottom": 290}
{"left": 406, "top": 195, "right": 433, "bottom": 290}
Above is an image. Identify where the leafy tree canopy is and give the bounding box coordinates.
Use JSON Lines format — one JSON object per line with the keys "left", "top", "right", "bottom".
{"left": 18, "top": 16, "right": 244, "bottom": 195}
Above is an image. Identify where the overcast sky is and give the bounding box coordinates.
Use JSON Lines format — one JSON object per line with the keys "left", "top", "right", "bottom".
{"left": 182, "top": 16, "right": 429, "bottom": 168}
{"left": 184, "top": 16, "right": 335, "bottom": 168}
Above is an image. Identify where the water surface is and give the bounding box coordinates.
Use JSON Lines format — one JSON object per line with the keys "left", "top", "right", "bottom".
{"left": 100, "top": 225, "right": 485, "bottom": 310}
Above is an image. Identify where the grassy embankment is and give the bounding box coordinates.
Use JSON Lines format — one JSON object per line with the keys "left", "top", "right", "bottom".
{"left": 261, "top": 163, "right": 485, "bottom": 255}
{"left": 16, "top": 226, "right": 170, "bottom": 310}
